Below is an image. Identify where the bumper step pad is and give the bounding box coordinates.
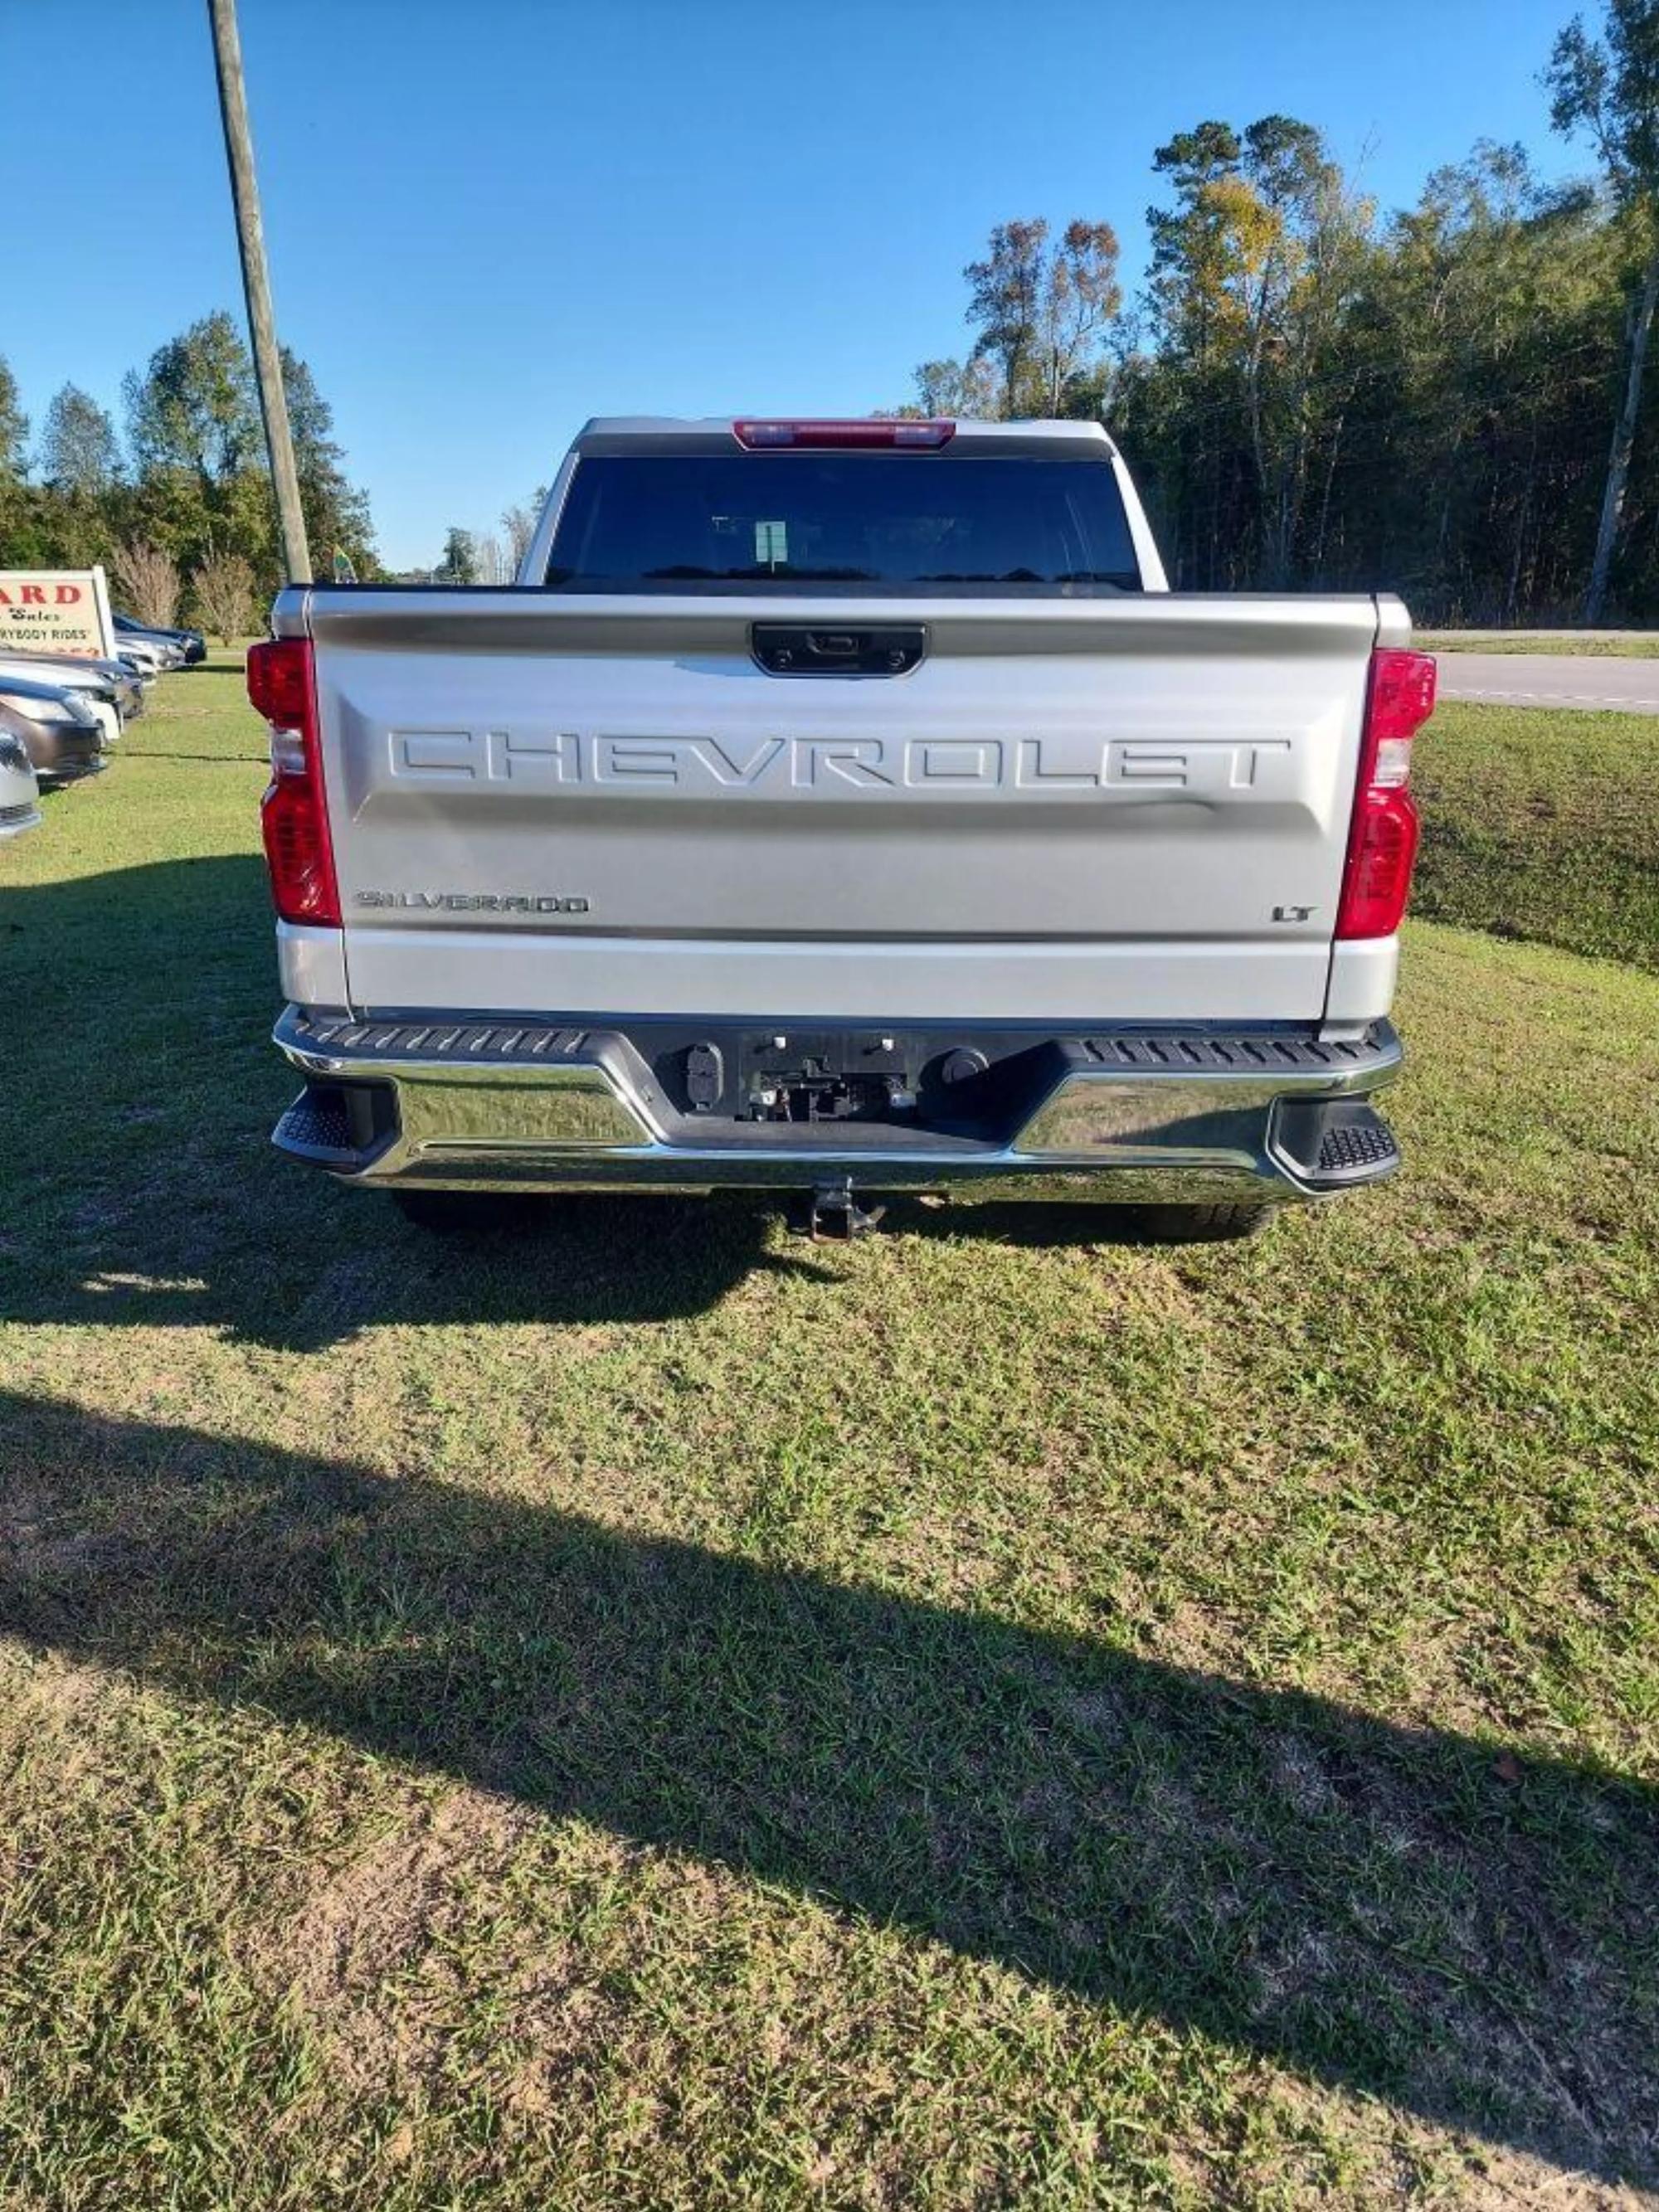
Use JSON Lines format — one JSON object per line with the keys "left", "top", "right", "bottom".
{"left": 1316, "top": 1117, "right": 1400, "bottom": 1178}
{"left": 1270, "top": 1096, "right": 1401, "bottom": 1189}
{"left": 272, "top": 1088, "right": 362, "bottom": 1168}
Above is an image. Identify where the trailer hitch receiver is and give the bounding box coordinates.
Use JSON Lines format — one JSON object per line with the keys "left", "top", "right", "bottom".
{"left": 796, "top": 1182, "right": 888, "bottom": 1241}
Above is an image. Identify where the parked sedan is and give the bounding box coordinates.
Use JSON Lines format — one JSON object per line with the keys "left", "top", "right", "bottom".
{"left": 0, "top": 652, "right": 135, "bottom": 741}
{"left": 0, "top": 681, "right": 107, "bottom": 784}
{"left": 116, "top": 612, "right": 205, "bottom": 665}
{"left": 0, "top": 727, "right": 41, "bottom": 839}
{"left": 0, "top": 647, "right": 137, "bottom": 698}
{"left": 91, "top": 656, "right": 148, "bottom": 719}
{"left": 114, "top": 634, "right": 169, "bottom": 678}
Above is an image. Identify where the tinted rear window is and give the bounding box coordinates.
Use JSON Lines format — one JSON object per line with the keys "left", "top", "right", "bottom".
{"left": 543, "top": 453, "right": 1140, "bottom": 593}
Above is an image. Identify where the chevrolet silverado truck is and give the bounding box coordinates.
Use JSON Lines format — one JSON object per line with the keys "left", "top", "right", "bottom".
{"left": 251, "top": 416, "right": 1434, "bottom": 1239}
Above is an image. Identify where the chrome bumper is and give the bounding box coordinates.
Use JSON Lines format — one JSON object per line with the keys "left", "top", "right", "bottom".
{"left": 272, "top": 1006, "right": 1404, "bottom": 1206}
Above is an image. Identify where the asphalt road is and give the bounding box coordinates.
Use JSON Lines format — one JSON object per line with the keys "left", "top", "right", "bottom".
{"left": 1434, "top": 652, "right": 1659, "bottom": 714}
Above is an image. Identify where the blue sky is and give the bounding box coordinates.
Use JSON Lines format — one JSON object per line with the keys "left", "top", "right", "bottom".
{"left": 6, "top": 0, "right": 1584, "bottom": 569}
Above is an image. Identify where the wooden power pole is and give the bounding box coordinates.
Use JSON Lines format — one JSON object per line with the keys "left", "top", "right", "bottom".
{"left": 207, "top": 0, "right": 312, "bottom": 581}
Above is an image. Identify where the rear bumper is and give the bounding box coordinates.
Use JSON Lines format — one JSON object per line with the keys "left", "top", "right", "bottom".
{"left": 272, "top": 1005, "right": 1404, "bottom": 1206}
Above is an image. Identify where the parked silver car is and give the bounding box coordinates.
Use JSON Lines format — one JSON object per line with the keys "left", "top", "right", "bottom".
{"left": 115, "top": 613, "right": 202, "bottom": 666}
{"left": 0, "top": 727, "right": 41, "bottom": 838}
{"left": 114, "top": 633, "right": 175, "bottom": 677}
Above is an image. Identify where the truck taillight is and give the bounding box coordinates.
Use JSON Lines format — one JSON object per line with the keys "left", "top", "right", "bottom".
{"left": 1335, "top": 648, "right": 1436, "bottom": 941}
{"left": 247, "top": 637, "right": 338, "bottom": 927}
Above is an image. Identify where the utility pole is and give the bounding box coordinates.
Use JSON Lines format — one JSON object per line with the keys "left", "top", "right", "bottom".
{"left": 207, "top": 0, "right": 312, "bottom": 581}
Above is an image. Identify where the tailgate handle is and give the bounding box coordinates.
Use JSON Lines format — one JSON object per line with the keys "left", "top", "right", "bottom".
{"left": 752, "top": 625, "right": 925, "bottom": 677}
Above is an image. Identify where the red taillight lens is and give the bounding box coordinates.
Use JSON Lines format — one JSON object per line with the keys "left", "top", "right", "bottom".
{"left": 262, "top": 775, "right": 339, "bottom": 926}
{"left": 1367, "top": 647, "right": 1438, "bottom": 744}
{"left": 246, "top": 634, "right": 312, "bottom": 727}
{"left": 1336, "top": 786, "right": 1420, "bottom": 940}
{"left": 246, "top": 638, "right": 338, "bottom": 926}
{"left": 1335, "top": 648, "right": 1436, "bottom": 941}
{"left": 732, "top": 419, "right": 955, "bottom": 450}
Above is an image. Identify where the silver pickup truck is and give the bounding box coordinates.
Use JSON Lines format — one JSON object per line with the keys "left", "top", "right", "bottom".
{"left": 252, "top": 416, "right": 1434, "bottom": 1239}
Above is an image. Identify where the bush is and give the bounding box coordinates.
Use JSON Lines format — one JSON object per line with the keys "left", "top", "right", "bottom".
{"left": 112, "top": 537, "right": 181, "bottom": 629}
{"left": 190, "top": 552, "right": 258, "bottom": 644}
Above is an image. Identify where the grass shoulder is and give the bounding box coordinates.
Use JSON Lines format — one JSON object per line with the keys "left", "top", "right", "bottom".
{"left": 1419, "top": 629, "right": 1659, "bottom": 656}
{"left": 2, "top": 651, "right": 1656, "bottom": 2206}
{"left": 1413, "top": 699, "right": 1659, "bottom": 970}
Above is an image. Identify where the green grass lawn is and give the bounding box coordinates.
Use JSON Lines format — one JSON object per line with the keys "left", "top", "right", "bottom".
{"left": 1, "top": 664, "right": 1655, "bottom": 2208}
{"left": 1415, "top": 700, "right": 1659, "bottom": 971}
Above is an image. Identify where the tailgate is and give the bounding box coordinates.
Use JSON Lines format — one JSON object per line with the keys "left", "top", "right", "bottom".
{"left": 294, "top": 591, "right": 1383, "bottom": 1023}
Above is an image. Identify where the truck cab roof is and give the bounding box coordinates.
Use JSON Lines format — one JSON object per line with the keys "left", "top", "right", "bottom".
{"left": 571, "top": 416, "right": 1120, "bottom": 457}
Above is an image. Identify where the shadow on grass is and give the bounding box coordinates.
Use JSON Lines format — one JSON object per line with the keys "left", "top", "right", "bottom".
{"left": 1, "top": 855, "right": 1251, "bottom": 1349}
{"left": 1, "top": 1388, "right": 1654, "bottom": 2185}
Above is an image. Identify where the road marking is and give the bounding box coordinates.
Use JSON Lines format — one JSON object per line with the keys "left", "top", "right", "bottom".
{"left": 1433, "top": 654, "right": 1659, "bottom": 712}
{"left": 1441, "top": 685, "right": 1659, "bottom": 709}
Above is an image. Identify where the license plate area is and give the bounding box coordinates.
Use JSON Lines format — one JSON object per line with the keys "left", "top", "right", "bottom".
{"left": 741, "top": 1030, "right": 917, "bottom": 1122}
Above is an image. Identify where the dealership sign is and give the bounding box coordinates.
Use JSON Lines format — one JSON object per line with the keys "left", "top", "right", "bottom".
{"left": 0, "top": 566, "right": 116, "bottom": 658}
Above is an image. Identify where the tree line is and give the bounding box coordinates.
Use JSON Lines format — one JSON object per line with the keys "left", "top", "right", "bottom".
{"left": 0, "top": 311, "right": 378, "bottom": 635}
{"left": 900, "top": 0, "right": 1659, "bottom": 622}
{"left": 419, "top": 498, "right": 547, "bottom": 587}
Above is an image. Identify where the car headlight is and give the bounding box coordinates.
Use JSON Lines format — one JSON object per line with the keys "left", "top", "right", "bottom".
{"left": 0, "top": 732, "right": 32, "bottom": 774}
{"left": 22, "top": 691, "right": 99, "bottom": 728}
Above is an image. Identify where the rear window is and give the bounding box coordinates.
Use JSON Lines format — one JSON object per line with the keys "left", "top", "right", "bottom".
{"left": 543, "top": 452, "right": 1140, "bottom": 593}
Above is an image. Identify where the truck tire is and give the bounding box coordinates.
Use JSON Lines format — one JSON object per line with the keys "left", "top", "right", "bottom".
{"left": 1119, "top": 1201, "right": 1268, "bottom": 1244}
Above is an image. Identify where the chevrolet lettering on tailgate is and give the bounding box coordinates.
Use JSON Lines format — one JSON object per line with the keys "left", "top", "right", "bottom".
{"left": 387, "top": 728, "right": 1297, "bottom": 796}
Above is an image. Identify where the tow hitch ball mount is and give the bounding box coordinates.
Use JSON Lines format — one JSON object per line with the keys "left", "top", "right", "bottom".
{"left": 795, "top": 1182, "right": 888, "bottom": 1242}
